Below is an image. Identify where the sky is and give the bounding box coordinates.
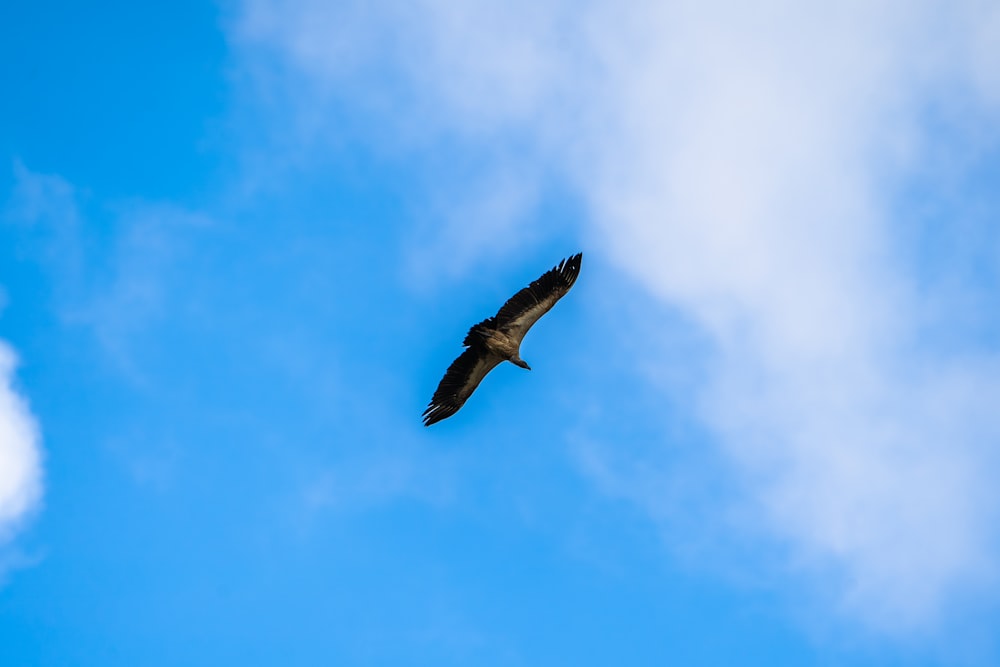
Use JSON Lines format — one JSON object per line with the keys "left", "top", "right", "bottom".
{"left": 2, "top": 1, "right": 1000, "bottom": 665}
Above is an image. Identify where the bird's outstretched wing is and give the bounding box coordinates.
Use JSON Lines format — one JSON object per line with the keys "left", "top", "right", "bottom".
{"left": 494, "top": 253, "right": 582, "bottom": 342}
{"left": 423, "top": 345, "right": 504, "bottom": 426}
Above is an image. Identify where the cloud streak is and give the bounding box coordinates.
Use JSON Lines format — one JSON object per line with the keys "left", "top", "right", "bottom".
{"left": 6, "top": 162, "right": 213, "bottom": 383}
{"left": 0, "top": 341, "right": 42, "bottom": 549}
{"left": 233, "top": 0, "right": 1000, "bottom": 633}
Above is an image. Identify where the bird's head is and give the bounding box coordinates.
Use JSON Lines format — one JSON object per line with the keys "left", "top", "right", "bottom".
{"left": 512, "top": 357, "right": 531, "bottom": 371}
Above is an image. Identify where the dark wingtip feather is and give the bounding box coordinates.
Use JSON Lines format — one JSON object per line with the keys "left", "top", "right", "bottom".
{"left": 558, "top": 252, "right": 583, "bottom": 286}
{"left": 423, "top": 404, "right": 458, "bottom": 426}
{"left": 548, "top": 252, "right": 583, "bottom": 289}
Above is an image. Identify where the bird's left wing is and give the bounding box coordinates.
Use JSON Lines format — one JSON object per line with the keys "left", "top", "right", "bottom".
{"left": 423, "top": 346, "right": 504, "bottom": 426}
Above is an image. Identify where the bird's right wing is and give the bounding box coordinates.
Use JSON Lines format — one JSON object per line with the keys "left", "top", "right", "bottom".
{"left": 423, "top": 346, "right": 504, "bottom": 426}
{"left": 494, "top": 253, "right": 582, "bottom": 342}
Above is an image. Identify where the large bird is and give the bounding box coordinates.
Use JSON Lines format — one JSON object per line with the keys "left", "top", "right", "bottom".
{"left": 423, "top": 252, "right": 583, "bottom": 426}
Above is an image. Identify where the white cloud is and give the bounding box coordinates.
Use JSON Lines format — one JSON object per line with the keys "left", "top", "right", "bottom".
{"left": 232, "top": 0, "right": 1000, "bottom": 632}
{"left": 0, "top": 341, "right": 43, "bottom": 547}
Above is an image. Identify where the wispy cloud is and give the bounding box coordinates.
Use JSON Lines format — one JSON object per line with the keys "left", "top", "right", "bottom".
{"left": 232, "top": 0, "right": 1000, "bottom": 633}
{"left": 6, "top": 162, "right": 212, "bottom": 382}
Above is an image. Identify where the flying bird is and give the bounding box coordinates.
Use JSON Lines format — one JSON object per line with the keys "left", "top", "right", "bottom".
{"left": 423, "top": 252, "right": 583, "bottom": 426}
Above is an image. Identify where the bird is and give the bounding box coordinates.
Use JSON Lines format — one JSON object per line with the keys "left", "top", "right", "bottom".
{"left": 423, "top": 252, "right": 583, "bottom": 426}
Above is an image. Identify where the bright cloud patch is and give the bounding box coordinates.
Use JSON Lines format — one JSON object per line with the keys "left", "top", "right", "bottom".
{"left": 0, "top": 341, "right": 42, "bottom": 545}
{"left": 233, "top": 0, "right": 1000, "bottom": 632}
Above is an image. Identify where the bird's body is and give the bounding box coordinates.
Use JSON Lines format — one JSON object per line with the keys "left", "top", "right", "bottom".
{"left": 477, "top": 329, "right": 527, "bottom": 367}
{"left": 423, "top": 253, "right": 582, "bottom": 426}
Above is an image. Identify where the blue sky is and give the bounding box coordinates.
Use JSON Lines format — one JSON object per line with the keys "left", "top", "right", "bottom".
{"left": 2, "top": 1, "right": 1000, "bottom": 665}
